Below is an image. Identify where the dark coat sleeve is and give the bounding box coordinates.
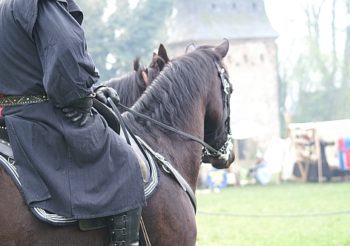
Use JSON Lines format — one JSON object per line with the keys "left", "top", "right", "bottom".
{"left": 32, "top": 0, "right": 99, "bottom": 107}
{"left": 11, "top": 0, "right": 39, "bottom": 39}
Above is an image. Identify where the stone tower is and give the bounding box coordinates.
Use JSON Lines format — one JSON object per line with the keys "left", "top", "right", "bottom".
{"left": 166, "top": 0, "right": 279, "bottom": 154}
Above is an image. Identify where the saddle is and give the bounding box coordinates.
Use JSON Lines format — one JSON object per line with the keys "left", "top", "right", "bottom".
{"left": 0, "top": 100, "right": 159, "bottom": 230}
{"left": 92, "top": 99, "right": 152, "bottom": 181}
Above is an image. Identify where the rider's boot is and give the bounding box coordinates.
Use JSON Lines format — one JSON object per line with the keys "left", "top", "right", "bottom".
{"left": 108, "top": 208, "right": 142, "bottom": 246}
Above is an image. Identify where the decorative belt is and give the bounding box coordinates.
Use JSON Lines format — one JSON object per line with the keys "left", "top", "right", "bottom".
{"left": 0, "top": 95, "right": 48, "bottom": 107}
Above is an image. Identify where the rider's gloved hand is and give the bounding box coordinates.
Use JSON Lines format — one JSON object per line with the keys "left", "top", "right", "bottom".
{"left": 94, "top": 86, "right": 120, "bottom": 106}
{"left": 62, "top": 96, "right": 93, "bottom": 126}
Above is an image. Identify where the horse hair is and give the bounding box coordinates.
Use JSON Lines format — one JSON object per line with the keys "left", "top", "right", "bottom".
{"left": 104, "top": 63, "right": 146, "bottom": 108}
{"left": 125, "top": 46, "right": 223, "bottom": 134}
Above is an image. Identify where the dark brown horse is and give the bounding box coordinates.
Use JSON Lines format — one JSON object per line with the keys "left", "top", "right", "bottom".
{"left": 104, "top": 44, "right": 170, "bottom": 111}
{"left": 0, "top": 40, "right": 234, "bottom": 245}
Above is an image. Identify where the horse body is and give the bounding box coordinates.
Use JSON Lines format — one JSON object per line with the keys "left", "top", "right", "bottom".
{"left": 0, "top": 40, "right": 234, "bottom": 246}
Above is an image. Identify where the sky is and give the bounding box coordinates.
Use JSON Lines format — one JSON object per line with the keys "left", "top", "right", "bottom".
{"left": 264, "top": 0, "right": 306, "bottom": 67}
{"left": 264, "top": 0, "right": 348, "bottom": 112}
{"left": 264, "top": 0, "right": 348, "bottom": 62}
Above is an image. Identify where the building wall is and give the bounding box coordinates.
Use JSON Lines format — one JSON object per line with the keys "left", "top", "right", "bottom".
{"left": 228, "top": 39, "right": 279, "bottom": 148}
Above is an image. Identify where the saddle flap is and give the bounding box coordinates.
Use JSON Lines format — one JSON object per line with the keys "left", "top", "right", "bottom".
{"left": 119, "top": 129, "right": 151, "bottom": 182}
{"left": 0, "top": 139, "right": 13, "bottom": 159}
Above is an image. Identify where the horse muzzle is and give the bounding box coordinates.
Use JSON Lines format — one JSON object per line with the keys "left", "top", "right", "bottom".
{"left": 205, "top": 147, "right": 235, "bottom": 169}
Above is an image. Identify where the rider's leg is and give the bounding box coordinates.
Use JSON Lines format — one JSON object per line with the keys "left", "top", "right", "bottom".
{"left": 108, "top": 208, "right": 142, "bottom": 246}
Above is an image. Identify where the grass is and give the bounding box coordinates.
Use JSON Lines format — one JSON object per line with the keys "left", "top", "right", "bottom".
{"left": 196, "top": 183, "right": 350, "bottom": 246}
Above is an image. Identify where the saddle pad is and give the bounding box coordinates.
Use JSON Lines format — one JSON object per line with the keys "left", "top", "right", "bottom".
{"left": 0, "top": 139, "right": 159, "bottom": 226}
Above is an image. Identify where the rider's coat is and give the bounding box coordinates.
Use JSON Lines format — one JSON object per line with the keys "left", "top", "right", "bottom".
{"left": 0, "top": 0, "right": 145, "bottom": 219}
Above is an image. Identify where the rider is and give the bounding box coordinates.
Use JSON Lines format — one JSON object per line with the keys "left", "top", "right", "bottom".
{"left": 0, "top": 0, "right": 145, "bottom": 245}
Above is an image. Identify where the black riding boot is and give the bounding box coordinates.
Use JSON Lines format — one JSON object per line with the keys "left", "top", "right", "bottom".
{"left": 108, "top": 208, "right": 142, "bottom": 246}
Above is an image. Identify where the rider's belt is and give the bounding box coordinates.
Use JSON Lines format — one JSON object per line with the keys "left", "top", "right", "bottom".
{"left": 0, "top": 94, "right": 48, "bottom": 107}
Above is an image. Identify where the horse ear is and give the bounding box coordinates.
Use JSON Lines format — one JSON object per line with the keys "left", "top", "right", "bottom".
{"left": 133, "top": 57, "right": 141, "bottom": 71}
{"left": 214, "top": 39, "right": 229, "bottom": 58}
{"left": 158, "top": 44, "right": 170, "bottom": 63}
{"left": 157, "top": 59, "right": 166, "bottom": 71}
{"left": 185, "top": 43, "right": 196, "bottom": 54}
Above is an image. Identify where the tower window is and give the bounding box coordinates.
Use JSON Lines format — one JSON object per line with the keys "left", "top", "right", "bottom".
{"left": 252, "top": 2, "right": 257, "bottom": 10}
{"left": 211, "top": 3, "right": 216, "bottom": 9}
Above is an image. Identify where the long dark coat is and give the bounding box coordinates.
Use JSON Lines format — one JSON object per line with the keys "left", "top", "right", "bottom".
{"left": 0, "top": 0, "right": 145, "bottom": 219}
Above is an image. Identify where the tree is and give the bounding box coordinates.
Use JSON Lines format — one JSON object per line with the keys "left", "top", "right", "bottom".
{"left": 75, "top": 0, "right": 174, "bottom": 82}
{"left": 283, "top": 0, "right": 350, "bottom": 123}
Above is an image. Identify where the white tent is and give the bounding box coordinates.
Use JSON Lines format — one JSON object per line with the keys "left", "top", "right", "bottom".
{"left": 288, "top": 119, "right": 350, "bottom": 182}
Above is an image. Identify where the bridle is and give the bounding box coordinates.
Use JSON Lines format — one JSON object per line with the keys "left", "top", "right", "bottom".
{"left": 113, "top": 60, "right": 233, "bottom": 162}
{"left": 202, "top": 62, "right": 233, "bottom": 162}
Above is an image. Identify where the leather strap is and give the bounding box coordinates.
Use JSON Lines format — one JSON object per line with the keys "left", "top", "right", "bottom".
{"left": 117, "top": 103, "right": 220, "bottom": 156}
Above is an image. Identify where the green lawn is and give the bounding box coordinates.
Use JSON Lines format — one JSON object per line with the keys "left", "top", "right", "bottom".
{"left": 196, "top": 183, "right": 350, "bottom": 246}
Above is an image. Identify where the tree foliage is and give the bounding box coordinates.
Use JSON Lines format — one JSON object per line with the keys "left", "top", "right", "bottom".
{"left": 282, "top": 0, "right": 350, "bottom": 124}
{"left": 75, "top": 0, "right": 173, "bottom": 82}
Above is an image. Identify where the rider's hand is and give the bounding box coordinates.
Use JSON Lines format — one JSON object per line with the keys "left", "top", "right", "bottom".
{"left": 94, "top": 86, "right": 120, "bottom": 106}
{"left": 62, "top": 96, "right": 93, "bottom": 126}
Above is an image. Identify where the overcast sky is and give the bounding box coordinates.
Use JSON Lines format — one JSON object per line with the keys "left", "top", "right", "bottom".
{"left": 264, "top": 0, "right": 347, "bottom": 61}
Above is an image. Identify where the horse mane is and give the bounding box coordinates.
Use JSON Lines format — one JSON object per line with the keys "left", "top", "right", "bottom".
{"left": 127, "top": 46, "right": 221, "bottom": 133}
{"left": 104, "top": 65, "right": 146, "bottom": 108}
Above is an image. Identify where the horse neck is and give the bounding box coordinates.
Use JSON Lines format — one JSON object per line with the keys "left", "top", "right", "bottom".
{"left": 125, "top": 114, "right": 204, "bottom": 190}
{"left": 124, "top": 86, "right": 207, "bottom": 189}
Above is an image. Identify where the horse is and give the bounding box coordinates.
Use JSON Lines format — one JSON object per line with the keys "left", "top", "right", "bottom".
{"left": 0, "top": 40, "right": 234, "bottom": 245}
{"left": 103, "top": 44, "right": 170, "bottom": 111}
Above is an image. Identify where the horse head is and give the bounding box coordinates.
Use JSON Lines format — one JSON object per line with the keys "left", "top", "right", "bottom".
{"left": 104, "top": 46, "right": 169, "bottom": 109}
{"left": 129, "top": 44, "right": 170, "bottom": 93}
{"left": 147, "top": 44, "right": 170, "bottom": 82}
{"left": 201, "top": 40, "right": 235, "bottom": 169}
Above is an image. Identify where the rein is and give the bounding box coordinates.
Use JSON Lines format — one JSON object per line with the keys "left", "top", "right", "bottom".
{"left": 117, "top": 103, "right": 219, "bottom": 155}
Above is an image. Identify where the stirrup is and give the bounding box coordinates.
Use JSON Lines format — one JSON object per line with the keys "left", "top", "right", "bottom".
{"left": 108, "top": 208, "right": 141, "bottom": 246}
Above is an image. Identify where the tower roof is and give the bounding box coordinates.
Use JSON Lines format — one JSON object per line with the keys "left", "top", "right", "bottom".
{"left": 167, "top": 0, "right": 278, "bottom": 44}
